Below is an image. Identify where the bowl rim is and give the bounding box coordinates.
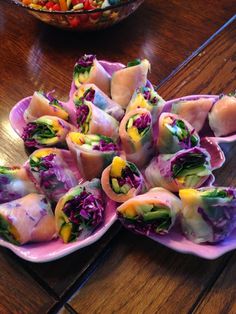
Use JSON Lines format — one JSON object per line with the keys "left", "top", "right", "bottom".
{"left": 10, "top": 0, "right": 143, "bottom": 15}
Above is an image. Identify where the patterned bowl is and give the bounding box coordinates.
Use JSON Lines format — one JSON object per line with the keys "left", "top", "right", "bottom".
{"left": 11, "top": 0, "right": 145, "bottom": 31}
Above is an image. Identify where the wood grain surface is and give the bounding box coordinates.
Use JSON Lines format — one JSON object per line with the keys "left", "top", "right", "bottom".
{"left": 67, "top": 17, "right": 236, "bottom": 314}
{"left": 0, "top": 0, "right": 236, "bottom": 312}
{"left": 194, "top": 254, "right": 236, "bottom": 314}
{"left": 0, "top": 249, "right": 56, "bottom": 313}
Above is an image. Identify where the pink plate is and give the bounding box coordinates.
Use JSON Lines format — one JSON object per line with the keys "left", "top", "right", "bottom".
{"left": 147, "top": 226, "right": 236, "bottom": 260}
{"left": 0, "top": 197, "right": 117, "bottom": 263}
{"left": 7, "top": 70, "right": 236, "bottom": 261}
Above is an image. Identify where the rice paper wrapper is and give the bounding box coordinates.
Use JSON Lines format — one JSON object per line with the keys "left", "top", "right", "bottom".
{"left": 55, "top": 179, "right": 106, "bottom": 243}
{"left": 126, "top": 86, "right": 165, "bottom": 125}
{"left": 73, "top": 55, "right": 111, "bottom": 96}
{"left": 25, "top": 148, "right": 81, "bottom": 203}
{"left": 74, "top": 83, "right": 124, "bottom": 121}
{"left": 0, "top": 166, "right": 37, "bottom": 205}
{"left": 111, "top": 59, "right": 150, "bottom": 108}
{"left": 157, "top": 112, "right": 200, "bottom": 154}
{"left": 22, "top": 115, "right": 77, "bottom": 148}
{"left": 24, "top": 91, "right": 69, "bottom": 123}
{"left": 117, "top": 187, "right": 182, "bottom": 236}
{"left": 119, "top": 108, "right": 155, "bottom": 168}
{"left": 165, "top": 96, "right": 217, "bottom": 132}
{"left": 145, "top": 147, "right": 213, "bottom": 192}
{"left": 101, "top": 160, "right": 146, "bottom": 203}
{"left": 0, "top": 193, "right": 56, "bottom": 245}
{"left": 76, "top": 101, "right": 119, "bottom": 140}
{"left": 208, "top": 95, "right": 236, "bottom": 137}
{"left": 66, "top": 135, "right": 118, "bottom": 181}
{"left": 179, "top": 187, "right": 236, "bottom": 244}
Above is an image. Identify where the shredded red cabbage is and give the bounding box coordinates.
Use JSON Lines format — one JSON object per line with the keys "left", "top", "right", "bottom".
{"left": 22, "top": 123, "right": 38, "bottom": 147}
{"left": 77, "top": 54, "right": 96, "bottom": 68}
{"left": 30, "top": 154, "right": 77, "bottom": 201}
{"left": 76, "top": 104, "right": 89, "bottom": 128}
{"left": 117, "top": 213, "right": 171, "bottom": 236}
{"left": 63, "top": 190, "right": 104, "bottom": 229}
{"left": 133, "top": 113, "right": 151, "bottom": 133}
{"left": 140, "top": 87, "right": 158, "bottom": 104}
{"left": 84, "top": 88, "right": 95, "bottom": 102}
{"left": 198, "top": 204, "right": 236, "bottom": 243}
{"left": 93, "top": 139, "right": 117, "bottom": 152}
{"left": 117, "top": 165, "right": 141, "bottom": 189}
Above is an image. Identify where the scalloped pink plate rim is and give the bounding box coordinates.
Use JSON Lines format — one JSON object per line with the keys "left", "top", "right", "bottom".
{"left": 7, "top": 68, "right": 236, "bottom": 261}
{"left": 146, "top": 227, "right": 236, "bottom": 260}
{"left": 0, "top": 197, "right": 117, "bottom": 263}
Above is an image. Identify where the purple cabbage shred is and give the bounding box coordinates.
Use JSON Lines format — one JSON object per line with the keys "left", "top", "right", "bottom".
{"left": 93, "top": 140, "right": 117, "bottom": 152}
{"left": 22, "top": 123, "right": 38, "bottom": 147}
{"left": 133, "top": 113, "right": 151, "bottom": 132}
{"left": 76, "top": 104, "right": 89, "bottom": 127}
{"left": 77, "top": 55, "right": 96, "bottom": 68}
{"left": 117, "top": 165, "right": 141, "bottom": 189}
{"left": 63, "top": 190, "right": 104, "bottom": 229}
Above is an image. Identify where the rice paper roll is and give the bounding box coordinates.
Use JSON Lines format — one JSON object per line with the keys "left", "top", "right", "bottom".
{"left": 73, "top": 54, "right": 111, "bottom": 95}
{"left": 22, "top": 115, "right": 77, "bottom": 148}
{"left": 26, "top": 148, "right": 80, "bottom": 203}
{"left": 145, "top": 147, "right": 213, "bottom": 192}
{"left": 179, "top": 187, "right": 236, "bottom": 243}
{"left": 24, "top": 91, "right": 69, "bottom": 122}
{"left": 55, "top": 179, "right": 104, "bottom": 243}
{"left": 0, "top": 166, "right": 37, "bottom": 204}
{"left": 126, "top": 86, "right": 165, "bottom": 124}
{"left": 119, "top": 108, "right": 154, "bottom": 168}
{"left": 170, "top": 97, "right": 215, "bottom": 132}
{"left": 73, "top": 83, "right": 124, "bottom": 121}
{"left": 0, "top": 193, "right": 56, "bottom": 245}
{"left": 117, "top": 187, "right": 181, "bottom": 235}
{"left": 111, "top": 59, "right": 150, "bottom": 108}
{"left": 75, "top": 100, "right": 119, "bottom": 140}
{"left": 157, "top": 113, "right": 200, "bottom": 154}
{"left": 66, "top": 132, "right": 119, "bottom": 180}
{"left": 208, "top": 95, "right": 236, "bottom": 136}
{"left": 101, "top": 156, "right": 145, "bottom": 203}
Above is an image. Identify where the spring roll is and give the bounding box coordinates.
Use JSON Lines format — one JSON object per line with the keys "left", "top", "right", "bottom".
{"left": 0, "top": 193, "right": 56, "bottom": 245}
{"left": 145, "top": 147, "right": 213, "bottom": 192}
{"left": 117, "top": 187, "right": 181, "bottom": 235}
{"left": 208, "top": 94, "right": 236, "bottom": 136}
{"left": 157, "top": 113, "right": 200, "bottom": 154}
{"left": 0, "top": 166, "right": 37, "bottom": 204}
{"left": 24, "top": 91, "right": 69, "bottom": 122}
{"left": 73, "top": 84, "right": 124, "bottom": 121}
{"left": 27, "top": 148, "right": 80, "bottom": 203}
{"left": 75, "top": 100, "right": 119, "bottom": 140}
{"left": 126, "top": 86, "right": 165, "bottom": 123}
{"left": 55, "top": 179, "right": 104, "bottom": 243}
{"left": 101, "top": 156, "right": 145, "bottom": 203}
{"left": 66, "top": 132, "right": 119, "bottom": 180}
{"left": 119, "top": 108, "right": 154, "bottom": 168}
{"left": 179, "top": 187, "right": 236, "bottom": 243}
{"left": 22, "top": 115, "right": 77, "bottom": 148}
{"left": 171, "top": 97, "right": 215, "bottom": 132}
{"left": 111, "top": 59, "right": 150, "bottom": 108}
{"left": 73, "top": 54, "right": 111, "bottom": 95}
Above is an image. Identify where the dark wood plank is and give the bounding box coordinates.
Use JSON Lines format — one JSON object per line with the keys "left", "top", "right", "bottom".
{"left": 0, "top": 249, "right": 56, "bottom": 313}
{"left": 22, "top": 222, "right": 120, "bottom": 297}
{"left": 194, "top": 255, "right": 236, "bottom": 314}
{"left": 158, "top": 15, "right": 236, "bottom": 98}
{"left": 67, "top": 230, "right": 230, "bottom": 314}
{"left": 66, "top": 17, "right": 236, "bottom": 314}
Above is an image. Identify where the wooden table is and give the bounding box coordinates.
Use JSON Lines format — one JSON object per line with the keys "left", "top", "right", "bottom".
{"left": 0, "top": 0, "right": 236, "bottom": 313}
